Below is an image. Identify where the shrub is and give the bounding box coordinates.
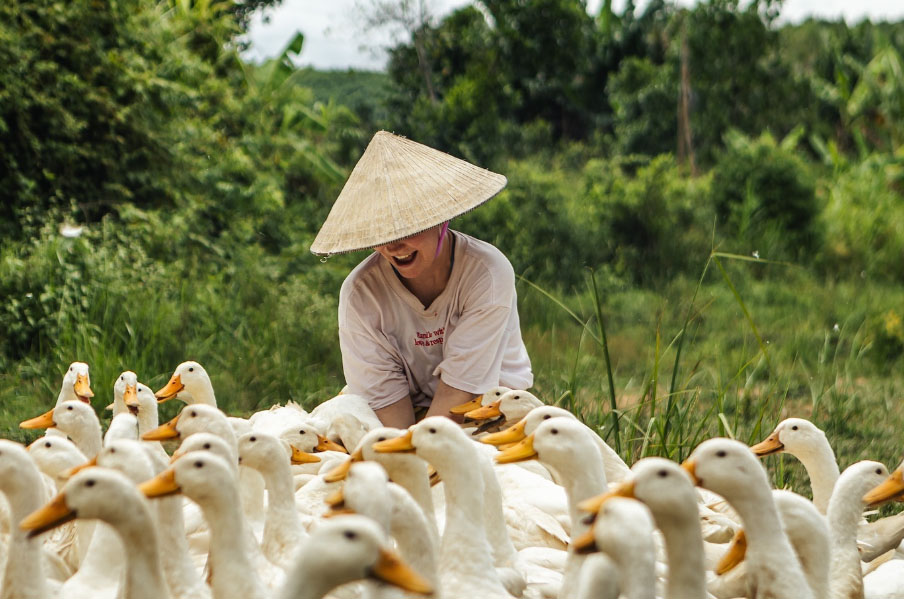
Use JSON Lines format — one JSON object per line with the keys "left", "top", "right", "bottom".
{"left": 710, "top": 131, "right": 820, "bottom": 260}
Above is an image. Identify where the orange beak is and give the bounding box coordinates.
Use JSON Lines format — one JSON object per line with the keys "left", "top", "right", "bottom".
{"left": 448, "top": 395, "right": 484, "bottom": 415}
{"left": 464, "top": 399, "right": 503, "bottom": 421}
{"left": 481, "top": 419, "right": 528, "bottom": 447}
{"left": 749, "top": 432, "right": 784, "bottom": 457}
{"left": 20, "top": 408, "right": 56, "bottom": 430}
{"left": 155, "top": 373, "right": 184, "bottom": 403}
{"left": 142, "top": 414, "right": 180, "bottom": 441}
{"left": 316, "top": 435, "right": 348, "bottom": 454}
{"left": 74, "top": 374, "right": 94, "bottom": 402}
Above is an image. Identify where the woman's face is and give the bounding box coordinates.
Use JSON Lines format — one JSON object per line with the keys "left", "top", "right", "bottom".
{"left": 373, "top": 227, "right": 444, "bottom": 280}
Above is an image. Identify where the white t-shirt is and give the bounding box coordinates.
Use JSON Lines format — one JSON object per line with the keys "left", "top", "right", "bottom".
{"left": 338, "top": 231, "right": 533, "bottom": 410}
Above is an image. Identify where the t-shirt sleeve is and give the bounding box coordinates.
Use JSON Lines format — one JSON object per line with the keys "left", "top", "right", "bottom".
{"left": 338, "top": 282, "right": 410, "bottom": 411}
{"left": 434, "top": 265, "right": 517, "bottom": 394}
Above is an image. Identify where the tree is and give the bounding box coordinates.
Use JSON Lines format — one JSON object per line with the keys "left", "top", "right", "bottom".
{"left": 356, "top": 0, "right": 439, "bottom": 102}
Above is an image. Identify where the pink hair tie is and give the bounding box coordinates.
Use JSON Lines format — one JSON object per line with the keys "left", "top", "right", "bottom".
{"left": 434, "top": 222, "right": 450, "bottom": 258}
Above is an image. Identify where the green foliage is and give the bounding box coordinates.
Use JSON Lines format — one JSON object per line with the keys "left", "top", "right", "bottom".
{"left": 710, "top": 130, "right": 820, "bottom": 259}
{"left": 820, "top": 151, "right": 904, "bottom": 281}
{"left": 608, "top": 57, "right": 677, "bottom": 156}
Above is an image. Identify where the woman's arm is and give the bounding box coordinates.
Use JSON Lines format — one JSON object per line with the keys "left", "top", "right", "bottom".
{"left": 375, "top": 398, "right": 416, "bottom": 428}
{"left": 424, "top": 379, "right": 472, "bottom": 423}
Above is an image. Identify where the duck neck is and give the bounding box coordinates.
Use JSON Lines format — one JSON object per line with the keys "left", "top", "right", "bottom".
{"left": 656, "top": 510, "right": 707, "bottom": 599}
{"left": 155, "top": 494, "right": 208, "bottom": 597}
{"left": 114, "top": 504, "right": 171, "bottom": 599}
{"left": 137, "top": 406, "right": 159, "bottom": 437}
{"left": 186, "top": 380, "right": 217, "bottom": 407}
{"left": 827, "top": 475, "right": 869, "bottom": 599}
{"left": 68, "top": 422, "right": 103, "bottom": 459}
{"left": 260, "top": 458, "right": 305, "bottom": 565}
{"left": 380, "top": 456, "right": 439, "bottom": 543}
{"left": 2, "top": 473, "right": 48, "bottom": 599}
{"left": 733, "top": 491, "right": 813, "bottom": 599}
{"left": 200, "top": 487, "right": 268, "bottom": 599}
{"left": 389, "top": 484, "right": 439, "bottom": 587}
{"left": 796, "top": 443, "right": 840, "bottom": 513}
{"left": 613, "top": 540, "right": 657, "bottom": 599}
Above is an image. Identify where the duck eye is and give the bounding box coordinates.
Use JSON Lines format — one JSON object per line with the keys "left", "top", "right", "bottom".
{"left": 543, "top": 415, "right": 550, "bottom": 420}
{"left": 188, "top": 367, "right": 194, "bottom": 372}
{"left": 67, "top": 406, "right": 73, "bottom": 410}
{"left": 86, "top": 479, "right": 95, "bottom": 487}
{"left": 658, "top": 469, "right": 668, "bottom": 477}
{"left": 190, "top": 411, "right": 196, "bottom": 417}
{"left": 514, "top": 395, "right": 520, "bottom": 400}
{"left": 109, "top": 448, "right": 116, "bottom": 453}
{"left": 299, "top": 430, "right": 306, "bottom": 435}
{"left": 45, "top": 442, "right": 52, "bottom": 448}
{"left": 120, "top": 376, "right": 124, "bottom": 380}
{"left": 194, "top": 461, "right": 203, "bottom": 468}
{"left": 429, "top": 428, "right": 437, "bottom": 434}
{"left": 377, "top": 437, "right": 386, "bottom": 442}
{"left": 551, "top": 428, "right": 559, "bottom": 435}
{"left": 877, "top": 468, "right": 883, "bottom": 475}
{"left": 716, "top": 450, "right": 727, "bottom": 458}
{"left": 203, "top": 443, "right": 210, "bottom": 449}
{"left": 344, "top": 530, "right": 356, "bottom": 540}
{"left": 791, "top": 425, "right": 798, "bottom": 431}
{"left": 250, "top": 436, "right": 256, "bottom": 442}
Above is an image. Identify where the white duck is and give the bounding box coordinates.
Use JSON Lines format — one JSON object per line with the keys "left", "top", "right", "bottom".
{"left": 752, "top": 417, "right": 904, "bottom": 561}
{"left": 55, "top": 361, "right": 94, "bottom": 405}
{"left": 140, "top": 450, "right": 271, "bottom": 599}
{"left": 495, "top": 416, "right": 607, "bottom": 598}
{"left": 237, "top": 431, "right": 307, "bottom": 571}
{"left": 21, "top": 400, "right": 103, "bottom": 459}
{"left": 374, "top": 416, "right": 517, "bottom": 599}
{"left": 682, "top": 438, "right": 817, "bottom": 599}
{"left": 154, "top": 361, "right": 217, "bottom": 406}
{"left": 107, "top": 370, "right": 138, "bottom": 414}
{"left": 0, "top": 440, "right": 55, "bottom": 599}
{"left": 22, "top": 467, "right": 171, "bottom": 599}
{"left": 482, "top": 404, "right": 630, "bottom": 483}
{"left": 572, "top": 496, "right": 657, "bottom": 599}
{"left": 277, "top": 515, "right": 433, "bottom": 599}
{"left": 581, "top": 457, "right": 708, "bottom": 599}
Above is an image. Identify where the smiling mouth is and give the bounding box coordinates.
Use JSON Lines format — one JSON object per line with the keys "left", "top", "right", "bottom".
{"left": 392, "top": 251, "right": 417, "bottom": 266}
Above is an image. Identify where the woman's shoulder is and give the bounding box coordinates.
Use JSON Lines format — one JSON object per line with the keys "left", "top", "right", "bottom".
{"left": 339, "top": 252, "right": 386, "bottom": 305}
{"left": 456, "top": 231, "right": 515, "bottom": 280}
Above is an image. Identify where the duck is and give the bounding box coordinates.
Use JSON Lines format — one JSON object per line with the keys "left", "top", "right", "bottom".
{"left": 154, "top": 361, "right": 217, "bottom": 406}
{"left": 374, "top": 416, "right": 518, "bottom": 599}
{"left": 448, "top": 385, "right": 512, "bottom": 417}
{"left": 21, "top": 400, "right": 103, "bottom": 459}
{"left": 825, "top": 460, "right": 890, "bottom": 599}
{"left": 752, "top": 417, "right": 904, "bottom": 561}
{"left": 580, "top": 457, "right": 707, "bottom": 599}
{"left": 682, "top": 438, "right": 818, "bottom": 599}
{"left": 495, "top": 416, "right": 607, "bottom": 598}
{"left": 0, "top": 440, "right": 57, "bottom": 599}
{"left": 464, "top": 389, "right": 544, "bottom": 434}
{"left": 327, "top": 460, "right": 439, "bottom": 590}
{"left": 481, "top": 404, "right": 630, "bottom": 483}
{"left": 140, "top": 450, "right": 272, "bottom": 599}
{"left": 21, "top": 467, "right": 170, "bottom": 599}
{"left": 107, "top": 370, "right": 138, "bottom": 414}
{"left": 572, "top": 496, "right": 658, "bottom": 599}
{"left": 236, "top": 431, "right": 307, "bottom": 571}
{"left": 277, "top": 514, "right": 433, "bottom": 599}
{"left": 55, "top": 362, "right": 94, "bottom": 405}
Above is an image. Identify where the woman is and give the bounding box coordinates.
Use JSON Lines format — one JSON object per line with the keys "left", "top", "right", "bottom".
{"left": 311, "top": 131, "right": 533, "bottom": 428}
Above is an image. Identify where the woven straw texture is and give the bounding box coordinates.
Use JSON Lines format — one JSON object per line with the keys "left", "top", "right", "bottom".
{"left": 310, "top": 131, "right": 507, "bottom": 255}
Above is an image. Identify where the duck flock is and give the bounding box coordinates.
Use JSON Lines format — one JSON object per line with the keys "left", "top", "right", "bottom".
{"left": 3, "top": 360, "right": 904, "bottom": 599}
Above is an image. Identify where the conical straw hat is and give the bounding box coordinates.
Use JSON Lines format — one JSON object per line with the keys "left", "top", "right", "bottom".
{"left": 310, "top": 131, "right": 507, "bottom": 255}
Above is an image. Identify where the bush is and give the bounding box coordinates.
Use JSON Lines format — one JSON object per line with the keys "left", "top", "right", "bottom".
{"left": 710, "top": 131, "right": 820, "bottom": 260}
